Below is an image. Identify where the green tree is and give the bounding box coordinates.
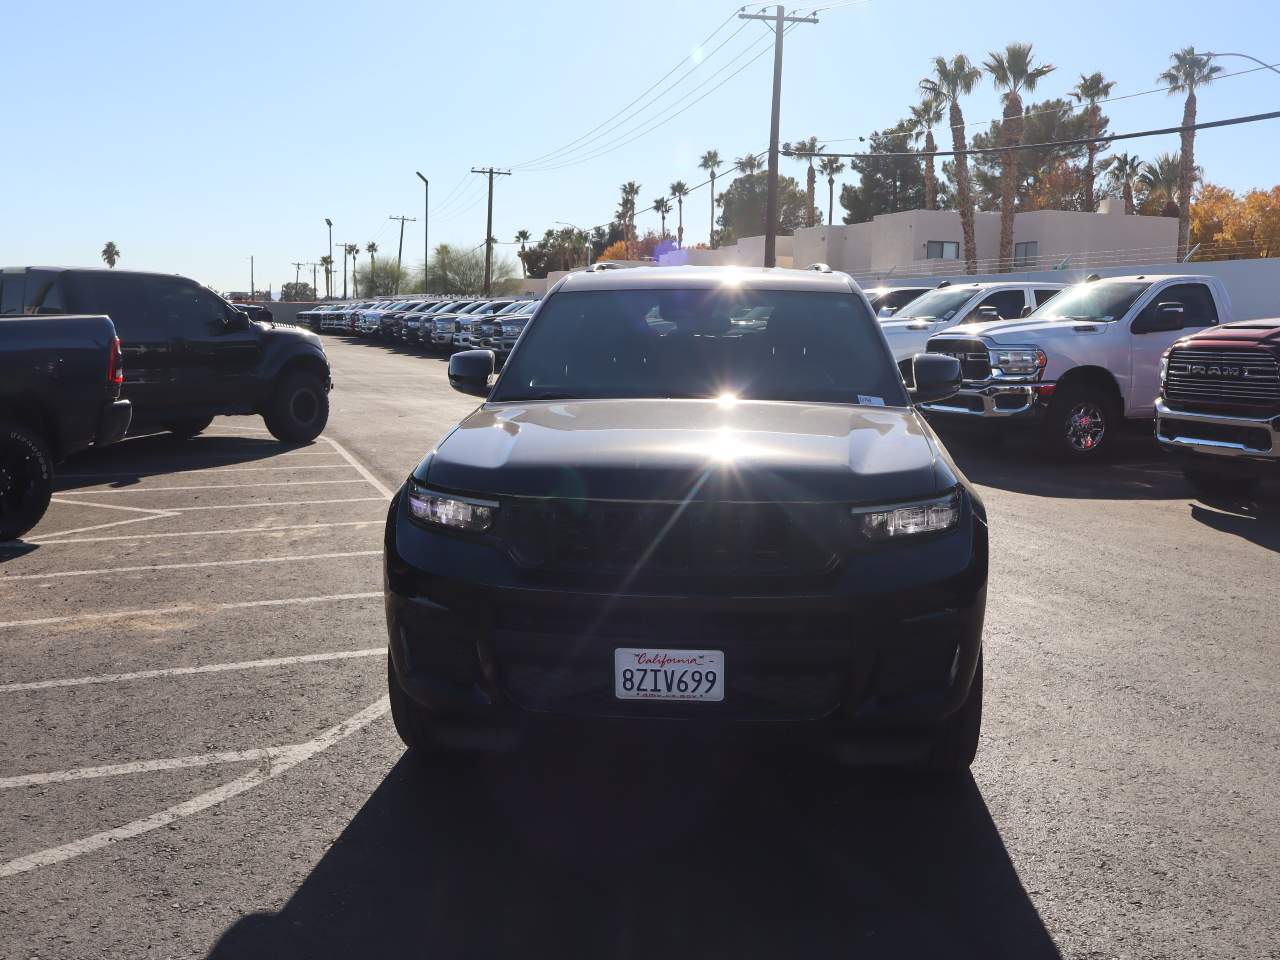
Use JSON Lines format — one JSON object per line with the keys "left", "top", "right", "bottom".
{"left": 734, "top": 153, "right": 761, "bottom": 174}
{"left": 1070, "top": 72, "right": 1116, "bottom": 211}
{"left": 717, "top": 171, "right": 806, "bottom": 245}
{"left": 1158, "top": 47, "right": 1223, "bottom": 257}
{"left": 616, "top": 181, "right": 641, "bottom": 253}
{"left": 345, "top": 243, "right": 360, "bottom": 297}
{"left": 1102, "top": 152, "right": 1144, "bottom": 214}
{"left": 414, "top": 243, "right": 517, "bottom": 295}
{"left": 280, "top": 281, "right": 315, "bottom": 301}
{"left": 839, "top": 120, "right": 928, "bottom": 223}
{"left": 652, "top": 196, "right": 671, "bottom": 238}
{"left": 818, "top": 155, "right": 846, "bottom": 225}
{"left": 100, "top": 241, "right": 120, "bottom": 268}
{"left": 908, "top": 97, "right": 945, "bottom": 210}
{"left": 984, "top": 42, "right": 1055, "bottom": 269}
{"left": 514, "top": 229, "right": 531, "bottom": 277}
{"left": 1138, "top": 152, "right": 1191, "bottom": 217}
{"left": 319, "top": 254, "right": 333, "bottom": 298}
{"left": 783, "top": 136, "right": 822, "bottom": 227}
{"left": 669, "top": 181, "right": 689, "bottom": 247}
{"left": 353, "top": 259, "right": 401, "bottom": 297}
{"left": 920, "top": 54, "right": 983, "bottom": 273}
{"left": 968, "top": 98, "right": 1095, "bottom": 210}
{"left": 366, "top": 240, "right": 378, "bottom": 274}
{"left": 699, "top": 149, "right": 723, "bottom": 246}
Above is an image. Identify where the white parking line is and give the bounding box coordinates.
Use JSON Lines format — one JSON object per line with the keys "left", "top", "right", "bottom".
{"left": 27, "top": 520, "right": 381, "bottom": 546}
{"left": 0, "top": 647, "right": 384, "bottom": 693}
{"left": 172, "top": 497, "right": 385, "bottom": 512}
{"left": 325, "top": 436, "right": 395, "bottom": 499}
{"left": 0, "top": 550, "right": 380, "bottom": 583}
{"left": 0, "top": 748, "right": 290, "bottom": 789}
{"left": 59, "top": 463, "right": 358, "bottom": 478}
{"left": 0, "top": 591, "right": 381, "bottom": 630}
{"left": 53, "top": 478, "right": 369, "bottom": 495}
{"left": 28, "top": 501, "right": 180, "bottom": 541}
{"left": 0, "top": 696, "right": 390, "bottom": 878}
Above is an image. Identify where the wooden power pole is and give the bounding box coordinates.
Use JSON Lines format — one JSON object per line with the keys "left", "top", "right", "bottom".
{"left": 471, "top": 167, "right": 511, "bottom": 295}
{"left": 737, "top": 5, "right": 818, "bottom": 268}
{"left": 388, "top": 215, "right": 417, "bottom": 294}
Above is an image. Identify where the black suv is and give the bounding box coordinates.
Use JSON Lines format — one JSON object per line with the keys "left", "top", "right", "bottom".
{"left": 384, "top": 267, "right": 987, "bottom": 771}
{"left": 3, "top": 267, "right": 331, "bottom": 442}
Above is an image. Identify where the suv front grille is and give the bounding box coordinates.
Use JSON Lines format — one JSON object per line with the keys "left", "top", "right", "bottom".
{"left": 926, "top": 337, "right": 991, "bottom": 381}
{"left": 1164, "top": 348, "right": 1280, "bottom": 409}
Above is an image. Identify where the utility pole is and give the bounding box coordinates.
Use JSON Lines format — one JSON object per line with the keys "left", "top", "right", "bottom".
{"left": 737, "top": 5, "right": 818, "bottom": 268}
{"left": 416, "top": 172, "right": 429, "bottom": 292}
{"left": 324, "top": 218, "right": 333, "bottom": 298}
{"left": 249, "top": 256, "right": 255, "bottom": 300}
{"left": 307, "top": 262, "right": 320, "bottom": 300}
{"left": 471, "top": 167, "right": 511, "bottom": 295}
{"left": 388, "top": 214, "right": 417, "bottom": 294}
{"left": 291, "top": 261, "right": 304, "bottom": 294}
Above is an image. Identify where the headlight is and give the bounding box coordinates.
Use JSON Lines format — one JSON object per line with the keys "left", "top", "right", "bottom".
{"left": 406, "top": 484, "right": 497, "bottom": 532}
{"left": 854, "top": 488, "right": 962, "bottom": 541}
{"left": 501, "top": 322, "right": 523, "bottom": 336}
{"left": 990, "top": 345, "right": 1046, "bottom": 376}
{"left": 1159, "top": 349, "right": 1171, "bottom": 383}
{"left": 435, "top": 319, "right": 452, "bottom": 330}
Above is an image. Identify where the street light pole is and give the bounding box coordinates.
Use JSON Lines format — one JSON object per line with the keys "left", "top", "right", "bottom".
{"left": 416, "top": 172, "right": 429, "bottom": 292}
{"left": 1202, "top": 51, "right": 1280, "bottom": 77}
{"left": 249, "top": 255, "right": 254, "bottom": 300}
{"left": 324, "top": 218, "right": 333, "bottom": 298}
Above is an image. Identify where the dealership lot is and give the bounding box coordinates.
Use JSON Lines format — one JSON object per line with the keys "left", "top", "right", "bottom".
{"left": 1, "top": 336, "right": 1277, "bottom": 959}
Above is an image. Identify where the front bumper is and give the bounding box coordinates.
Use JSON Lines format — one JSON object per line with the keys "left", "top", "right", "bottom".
{"left": 384, "top": 491, "right": 987, "bottom": 746}
{"left": 920, "top": 381, "right": 1053, "bottom": 419}
{"left": 1155, "top": 397, "right": 1279, "bottom": 462}
{"left": 430, "top": 327, "right": 455, "bottom": 347}
{"left": 96, "top": 399, "right": 132, "bottom": 447}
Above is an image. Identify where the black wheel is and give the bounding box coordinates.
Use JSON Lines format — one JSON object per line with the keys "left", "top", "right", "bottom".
{"left": 923, "top": 653, "right": 983, "bottom": 773}
{"left": 1182, "top": 466, "right": 1260, "bottom": 499}
{"left": 0, "top": 421, "right": 54, "bottom": 541}
{"left": 1041, "top": 382, "right": 1119, "bottom": 460}
{"left": 163, "top": 416, "right": 214, "bottom": 440}
{"left": 263, "top": 370, "right": 329, "bottom": 443}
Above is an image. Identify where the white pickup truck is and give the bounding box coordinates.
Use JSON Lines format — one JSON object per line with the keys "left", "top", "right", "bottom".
{"left": 919, "top": 274, "right": 1234, "bottom": 459}
{"left": 879, "top": 280, "right": 1066, "bottom": 372}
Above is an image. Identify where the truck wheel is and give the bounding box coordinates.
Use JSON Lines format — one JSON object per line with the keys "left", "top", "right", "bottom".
{"left": 1182, "top": 467, "right": 1260, "bottom": 500}
{"left": 264, "top": 370, "right": 329, "bottom": 443}
{"left": 163, "top": 416, "right": 214, "bottom": 440}
{"left": 0, "top": 421, "right": 54, "bottom": 541}
{"left": 923, "top": 653, "right": 983, "bottom": 773}
{"left": 1041, "top": 383, "right": 1119, "bottom": 460}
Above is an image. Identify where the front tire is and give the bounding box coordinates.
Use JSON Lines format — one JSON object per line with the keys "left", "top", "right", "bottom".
{"left": 1041, "top": 382, "right": 1119, "bottom": 460}
{"left": 263, "top": 370, "right": 329, "bottom": 443}
{"left": 923, "top": 653, "right": 983, "bottom": 773}
{"left": 0, "top": 421, "right": 54, "bottom": 541}
{"left": 1182, "top": 466, "right": 1260, "bottom": 499}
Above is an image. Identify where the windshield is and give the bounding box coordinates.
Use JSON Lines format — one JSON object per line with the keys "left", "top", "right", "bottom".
{"left": 1027, "top": 281, "right": 1151, "bottom": 321}
{"left": 894, "top": 287, "right": 979, "bottom": 321}
{"left": 870, "top": 288, "right": 929, "bottom": 315}
{"left": 492, "top": 288, "right": 907, "bottom": 405}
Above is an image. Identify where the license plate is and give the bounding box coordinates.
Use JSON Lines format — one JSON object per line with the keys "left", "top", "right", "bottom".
{"left": 613, "top": 648, "right": 724, "bottom": 702}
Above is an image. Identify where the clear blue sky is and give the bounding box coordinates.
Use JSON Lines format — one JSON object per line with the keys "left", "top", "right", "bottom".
{"left": 4, "top": 0, "right": 1277, "bottom": 294}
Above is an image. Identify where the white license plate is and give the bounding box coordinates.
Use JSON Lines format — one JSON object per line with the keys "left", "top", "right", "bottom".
{"left": 613, "top": 648, "right": 724, "bottom": 702}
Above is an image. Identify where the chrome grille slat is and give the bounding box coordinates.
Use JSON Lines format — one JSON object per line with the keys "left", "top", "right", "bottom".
{"left": 1165, "top": 348, "right": 1280, "bottom": 407}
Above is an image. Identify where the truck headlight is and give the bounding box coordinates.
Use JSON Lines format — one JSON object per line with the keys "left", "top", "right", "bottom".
{"left": 1159, "top": 349, "right": 1170, "bottom": 383}
{"left": 406, "top": 484, "right": 497, "bottom": 533}
{"left": 990, "top": 345, "right": 1046, "bottom": 376}
{"left": 501, "top": 323, "right": 523, "bottom": 336}
{"left": 854, "top": 488, "right": 962, "bottom": 541}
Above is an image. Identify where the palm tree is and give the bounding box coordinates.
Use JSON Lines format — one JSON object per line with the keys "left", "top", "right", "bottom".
{"left": 653, "top": 197, "right": 672, "bottom": 238}
{"left": 818, "top": 156, "right": 846, "bottom": 225}
{"left": 366, "top": 240, "right": 378, "bottom": 275}
{"left": 985, "top": 43, "right": 1055, "bottom": 270}
{"left": 100, "top": 241, "right": 120, "bottom": 269}
{"left": 1070, "top": 72, "right": 1116, "bottom": 211}
{"left": 1158, "top": 48, "right": 1223, "bottom": 257}
{"left": 319, "top": 254, "right": 333, "bottom": 298}
{"left": 669, "top": 182, "right": 689, "bottom": 247}
{"left": 734, "top": 154, "right": 761, "bottom": 174}
{"left": 920, "top": 54, "right": 983, "bottom": 273}
{"left": 698, "top": 150, "right": 722, "bottom": 247}
{"left": 345, "top": 243, "right": 359, "bottom": 297}
{"left": 515, "top": 229, "right": 531, "bottom": 277}
{"left": 1101, "top": 153, "right": 1143, "bottom": 214}
{"left": 618, "top": 181, "right": 642, "bottom": 255}
{"left": 784, "top": 136, "right": 822, "bottom": 227}
{"left": 1138, "top": 152, "right": 1187, "bottom": 217}
{"left": 908, "top": 97, "right": 945, "bottom": 210}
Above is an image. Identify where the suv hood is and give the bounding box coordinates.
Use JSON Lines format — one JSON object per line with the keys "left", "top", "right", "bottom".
{"left": 418, "top": 399, "right": 953, "bottom": 503}
{"left": 934, "top": 317, "right": 1111, "bottom": 343}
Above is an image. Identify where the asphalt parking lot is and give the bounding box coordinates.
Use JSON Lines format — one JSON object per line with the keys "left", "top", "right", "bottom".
{"left": 2, "top": 335, "right": 1278, "bottom": 960}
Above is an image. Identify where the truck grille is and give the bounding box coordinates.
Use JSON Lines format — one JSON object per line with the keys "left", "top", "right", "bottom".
{"left": 505, "top": 499, "right": 842, "bottom": 581}
{"left": 1164, "top": 348, "right": 1280, "bottom": 409}
{"left": 926, "top": 337, "right": 991, "bottom": 381}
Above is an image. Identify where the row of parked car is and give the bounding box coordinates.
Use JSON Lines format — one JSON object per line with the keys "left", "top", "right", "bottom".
{"left": 297, "top": 296, "right": 540, "bottom": 360}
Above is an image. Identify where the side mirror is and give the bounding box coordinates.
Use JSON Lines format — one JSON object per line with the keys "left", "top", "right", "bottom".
{"left": 227, "top": 307, "right": 251, "bottom": 330}
{"left": 1020, "top": 304, "right": 1034, "bottom": 318}
{"left": 976, "top": 305, "right": 1001, "bottom": 321}
{"left": 909, "top": 353, "right": 963, "bottom": 405}
{"left": 448, "top": 349, "right": 496, "bottom": 397}
{"left": 877, "top": 305, "right": 898, "bottom": 318}
{"left": 1132, "top": 301, "right": 1185, "bottom": 334}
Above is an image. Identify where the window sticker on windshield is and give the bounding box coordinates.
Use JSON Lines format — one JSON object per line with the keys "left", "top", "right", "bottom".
{"left": 858, "top": 395, "right": 885, "bottom": 406}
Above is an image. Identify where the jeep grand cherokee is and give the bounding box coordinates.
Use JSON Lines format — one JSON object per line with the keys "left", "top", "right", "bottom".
{"left": 384, "top": 266, "right": 987, "bottom": 771}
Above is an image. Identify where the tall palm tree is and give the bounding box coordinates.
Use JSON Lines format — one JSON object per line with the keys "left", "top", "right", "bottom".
{"left": 1158, "top": 47, "right": 1223, "bottom": 258}
{"left": 653, "top": 197, "right": 672, "bottom": 239}
{"left": 1138, "top": 152, "right": 1186, "bottom": 216}
{"left": 319, "top": 254, "right": 333, "bottom": 298}
{"left": 669, "top": 181, "right": 689, "bottom": 247}
{"left": 908, "top": 97, "right": 945, "bottom": 210}
{"left": 366, "top": 240, "right": 378, "bottom": 275}
{"left": 818, "top": 156, "right": 846, "bottom": 225}
{"left": 698, "top": 150, "right": 722, "bottom": 247}
{"left": 618, "top": 181, "right": 642, "bottom": 255}
{"left": 514, "top": 229, "right": 531, "bottom": 277}
{"left": 920, "top": 54, "right": 982, "bottom": 273}
{"left": 985, "top": 43, "right": 1055, "bottom": 270}
{"left": 734, "top": 153, "right": 761, "bottom": 174}
{"left": 1070, "top": 72, "right": 1116, "bottom": 211}
{"left": 100, "top": 241, "right": 120, "bottom": 269}
{"left": 784, "top": 136, "right": 822, "bottom": 226}
{"left": 1101, "top": 153, "right": 1143, "bottom": 214}
{"left": 345, "top": 243, "right": 359, "bottom": 297}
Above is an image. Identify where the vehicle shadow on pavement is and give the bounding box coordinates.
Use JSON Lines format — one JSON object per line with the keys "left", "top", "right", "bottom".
{"left": 1190, "top": 499, "right": 1280, "bottom": 552}
{"left": 208, "top": 738, "right": 1060, "bottom": 960}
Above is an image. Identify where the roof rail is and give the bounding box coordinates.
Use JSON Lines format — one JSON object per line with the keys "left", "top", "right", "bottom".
{"left": 806, "top": 262, "right": 833, "bottom": 273}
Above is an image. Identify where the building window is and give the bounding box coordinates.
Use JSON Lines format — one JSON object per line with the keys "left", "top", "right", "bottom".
{"left": 1014, "top": 241, "right": 1039, "bottom": 267}
{"left": 925, "top": 241, "right": 959, "bottom": 260}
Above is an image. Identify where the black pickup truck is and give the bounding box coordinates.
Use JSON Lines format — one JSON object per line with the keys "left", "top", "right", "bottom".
{"left": 0, "top": 312, "right": 132, "bottom": 539}
{"left": 1, "top": 267, "right": 331, "bottom": 443}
